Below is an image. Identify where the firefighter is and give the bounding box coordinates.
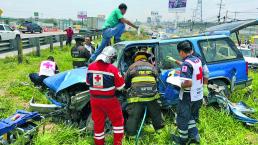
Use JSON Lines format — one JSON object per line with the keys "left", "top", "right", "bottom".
{"left": 86, "top": 46, "right": 125, "bottom": 145}
{"left": 171, "top": 40, "right": 203, "bottom": 145}
{"left": 124, "top": 51, "right": 164, "bottom": 137}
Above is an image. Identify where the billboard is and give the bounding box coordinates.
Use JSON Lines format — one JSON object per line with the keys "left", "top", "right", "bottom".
{"left": 77, "top": 11, "right": 87, "bottom": 19}
{"left": 168, "top": 0, "right": 187, "bottom": 12}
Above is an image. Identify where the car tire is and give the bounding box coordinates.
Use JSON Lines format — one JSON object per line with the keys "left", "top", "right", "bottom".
{"left": 0, "top": 36, "right": 2, "bottom": 41}
{"left": 40, "top": 29, "right": 43, "bottom": 33}
{"left": 85, "top": 112, "right": 113, "bottom": 134}
{"left": 212, "top": 80, "right": 231, "bottom": 97}
{"left": 31, "top": 30, "right": 35, "bottom": 34}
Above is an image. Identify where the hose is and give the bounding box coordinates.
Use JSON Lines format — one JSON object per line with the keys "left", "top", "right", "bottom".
{"left": 135, "top": 106, "right": 147, "bottom": 145}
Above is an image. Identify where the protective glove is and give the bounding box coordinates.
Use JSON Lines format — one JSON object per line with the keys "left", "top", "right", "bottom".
{"left": 203, "top": 84, "right": 209, "bottom": 97}
{"left": 166, "top": 56, "right": 177, "bottom": 62}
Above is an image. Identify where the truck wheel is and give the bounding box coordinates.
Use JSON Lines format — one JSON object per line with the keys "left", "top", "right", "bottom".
{"left": 212, "top": 80, "right": 230, "bottom": 97}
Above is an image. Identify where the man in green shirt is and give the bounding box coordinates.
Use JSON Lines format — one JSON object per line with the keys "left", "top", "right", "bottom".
{"left": 89, "top": 3, "right": 139, "bottom": 62}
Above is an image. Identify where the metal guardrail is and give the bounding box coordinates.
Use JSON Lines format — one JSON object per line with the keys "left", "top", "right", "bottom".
{"left": 0, "top": 31, "right": 102, "bottom": 63}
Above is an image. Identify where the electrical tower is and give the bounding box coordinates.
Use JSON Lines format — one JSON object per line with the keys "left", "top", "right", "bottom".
{"left": 195, "top": 0, "right": 203, "bottom": 22}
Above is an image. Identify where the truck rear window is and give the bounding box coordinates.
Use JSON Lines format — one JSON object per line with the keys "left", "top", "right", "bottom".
{"left": 199, "top": 39, "right": 238, "bottom": 63}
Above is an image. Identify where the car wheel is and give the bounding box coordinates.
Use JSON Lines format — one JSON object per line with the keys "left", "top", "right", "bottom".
{"left": 212, "top": 80, "right": 231, "bottom": 97}
{"left": 40, "top": 29, "right": 43, "bottom": 33}
{"left": 85, "top": 112, "right": 113, "bottom": 134}
{"left": 0, "top": 36, "right": 2, "bottom": 41}
{"left": 31, "top": 30, "right": 35, "bottom": 34}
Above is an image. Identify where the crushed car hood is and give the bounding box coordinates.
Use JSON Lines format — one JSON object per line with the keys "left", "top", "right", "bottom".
{"left": 43, "top": 67, "right": 87, "bottom": 94}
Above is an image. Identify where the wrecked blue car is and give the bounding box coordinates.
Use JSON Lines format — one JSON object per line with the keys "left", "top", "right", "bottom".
{"left": 29, "top": 30, "right": 256, "bottom": 128}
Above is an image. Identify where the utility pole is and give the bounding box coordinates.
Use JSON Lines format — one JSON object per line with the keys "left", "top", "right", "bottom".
{"left": 218, "top": 0, "right": 223, "bottom": 23}
{"left": 234, "top": 11, "right": 237, "bottom": 21}
{"left": 225, "top": 10, "right": 228, "bottom": 22}
{"left": 195, "top": 0, "right": 203, "bottom": 22}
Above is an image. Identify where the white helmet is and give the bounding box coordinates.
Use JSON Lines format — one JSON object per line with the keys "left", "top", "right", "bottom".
{"left": 95, "top": 46, "right": 117, "bottom": 63}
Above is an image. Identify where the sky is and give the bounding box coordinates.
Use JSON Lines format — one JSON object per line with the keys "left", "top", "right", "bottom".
{"left": 1, "top": 0, "right": 258, "bottom": 22}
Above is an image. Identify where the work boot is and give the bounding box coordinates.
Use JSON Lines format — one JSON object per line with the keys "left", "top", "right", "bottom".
{"left": 189, "top": 134, "right": 200, "bottom": 144}
{"left": 171, "top": 134, "right": 189, "bottom": 145}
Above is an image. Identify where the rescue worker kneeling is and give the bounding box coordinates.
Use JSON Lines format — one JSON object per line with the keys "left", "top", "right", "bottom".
{"left": 171, "top": 40, "right": 203, "bottom": 145}
{"left": 124, "top": 51, "right": 164, "bottom": 136}
{"left": 86, "top": 46, "right": 125, "bottom": 145}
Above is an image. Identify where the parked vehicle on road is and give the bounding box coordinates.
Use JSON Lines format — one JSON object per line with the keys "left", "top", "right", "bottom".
{"left": 239, "top": 47, "right": 258, "bottom": 68}
{"left": 18, "top": 22, "right": 43, "bottom": 33}
{"left": 0, "top": 24, "right": 21, "bottom": 41}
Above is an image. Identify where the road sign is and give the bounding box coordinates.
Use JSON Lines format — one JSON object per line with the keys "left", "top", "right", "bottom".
{"left": 34, "top": 12, "right": 39, "bottom": 17}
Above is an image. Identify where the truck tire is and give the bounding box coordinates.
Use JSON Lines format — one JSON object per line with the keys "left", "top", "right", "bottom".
{"left": 212, "top": 80, "right": 230, "bottom": 97}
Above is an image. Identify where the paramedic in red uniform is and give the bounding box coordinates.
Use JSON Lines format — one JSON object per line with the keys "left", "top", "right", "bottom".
{"left": 86, "top": 46, "right": 125, "bottom": 145}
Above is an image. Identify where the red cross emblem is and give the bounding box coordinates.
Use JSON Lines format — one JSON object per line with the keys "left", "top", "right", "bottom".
{"left": 94, "top": 75, "right": 102, "bottom": 82}
{"left": 196, "top": 67, "right": 203, "bottom": 84}
{"left": 43, "top": 62, "right": 53, "bottom": 69}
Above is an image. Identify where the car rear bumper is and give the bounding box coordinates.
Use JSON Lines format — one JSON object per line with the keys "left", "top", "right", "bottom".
{"left": 235, "top": 77, "right": 253, "bottom": 89}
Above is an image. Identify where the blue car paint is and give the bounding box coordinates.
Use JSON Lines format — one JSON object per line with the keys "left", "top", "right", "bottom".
{"left": 117, "top": 34, "right": 249, "bottom": 88}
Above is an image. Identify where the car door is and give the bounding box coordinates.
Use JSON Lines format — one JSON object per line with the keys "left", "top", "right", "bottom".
{"left": 156, "top": 41, "right": 182, "bottom": 72}
{"left": 198, "top": 38, "right": 247, "bottom": 85}
{"left": 3, "top": 25, "right": 14, "bottom": 40}
{"left": 0, "top": 25, "right": 8, "bottom": 40}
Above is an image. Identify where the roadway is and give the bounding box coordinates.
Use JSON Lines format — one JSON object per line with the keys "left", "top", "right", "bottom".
{"left": 20, "top": 31, "right": 67, "bottom": 38}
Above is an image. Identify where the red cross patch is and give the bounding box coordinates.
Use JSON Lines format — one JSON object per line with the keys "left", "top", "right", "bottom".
{"left": 182, "top": 66, "right": 188, "bottom": 72}
{"left": 93, "top": 74, "right": 103, "bottom": 88}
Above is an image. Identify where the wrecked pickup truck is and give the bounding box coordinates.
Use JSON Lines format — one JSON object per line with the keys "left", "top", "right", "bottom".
{"left": 29, "top": 33, "right": 253, "bottom": 128}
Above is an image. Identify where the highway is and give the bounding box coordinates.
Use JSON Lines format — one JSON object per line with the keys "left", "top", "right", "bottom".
{"left": 20, "top": 31, "right": 66, "bottom": 38}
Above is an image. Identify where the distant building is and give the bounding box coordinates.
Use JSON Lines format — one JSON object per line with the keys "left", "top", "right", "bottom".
{"left": 147, "top": 17, "right": 151, "bottom": 23}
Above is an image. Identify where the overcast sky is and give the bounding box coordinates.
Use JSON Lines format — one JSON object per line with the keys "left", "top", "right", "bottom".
{"left": 1, "top": 0, "right": 258, "bottom": 22}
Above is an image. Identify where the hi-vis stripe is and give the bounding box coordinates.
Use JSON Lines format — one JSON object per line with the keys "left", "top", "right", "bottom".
{"left": 90, "top": 86, "right": 115, "bottom": 91}
{"left": 113, "top": 126, "right": 124, "bottom": 134}
{"left": 94, "top": 132, "right": 105, "bottom": 140}
{"left": 88, "top": 70, "right": 114, "bottom": 76}
{"left": 132, "top": 76, "right": 156, "bottom": 83}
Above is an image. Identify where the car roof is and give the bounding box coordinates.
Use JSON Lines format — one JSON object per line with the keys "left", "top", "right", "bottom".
{"left": 117, "top": 34, "right": 228, "bottom": 47}
{"left": 205, "top": 19, "right": 258, "bottom": 36}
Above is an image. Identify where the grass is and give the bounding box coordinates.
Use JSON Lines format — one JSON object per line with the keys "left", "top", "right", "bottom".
{"left": 0, "top": 32, "right": 257, "bottom": 145}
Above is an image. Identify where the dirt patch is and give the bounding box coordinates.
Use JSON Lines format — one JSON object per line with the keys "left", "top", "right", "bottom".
{"left": 38, "top": 122, "right": 57, "bottom": 134}
{"left": 0, "top": 88, "right": 6, "bottom": 96}
{"left": 246, "top": 133, "right": 258, "bottom": 145}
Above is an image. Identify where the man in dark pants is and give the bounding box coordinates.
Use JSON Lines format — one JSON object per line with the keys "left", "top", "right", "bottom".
{"left": 88, "top": 3, "right": 139, "bottom": 62}
{"left": 171, "top": 41, "right": 203, "bottom": 145}
{"left": 124, "top": 51, "right": 164, "bottom": 137}
{"left": 64, "top": 26, "right": 74, "bottom": 46}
